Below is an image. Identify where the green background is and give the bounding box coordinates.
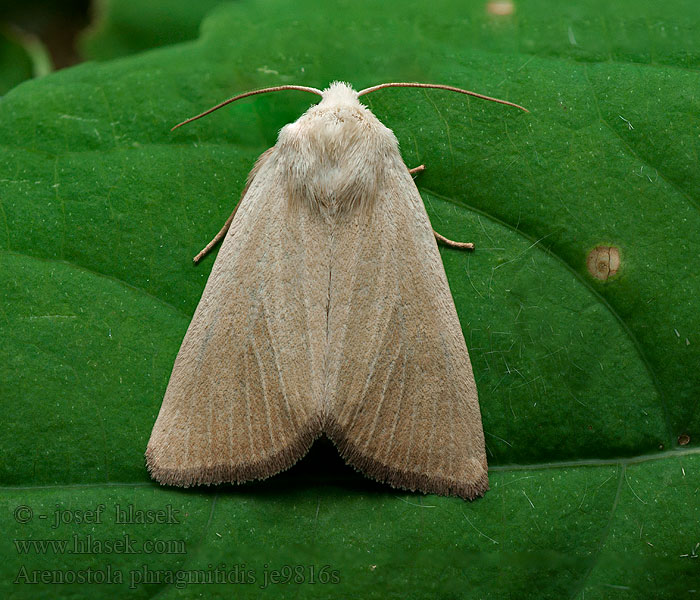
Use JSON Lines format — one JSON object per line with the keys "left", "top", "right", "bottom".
{"left": 0, "top": 29, "right": 36, "bottom": 94}
{"left": 2, "top": 0, "right": 699, "bottom": 597}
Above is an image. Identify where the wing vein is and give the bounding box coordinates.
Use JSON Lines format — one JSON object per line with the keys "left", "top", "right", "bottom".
{"left": 261, "top": 290, "right": 297, "bottom": 431}
{"left": 384, "top": 352, "right": 408, "bottom": 462}
{"left": 244, "top": 348, "right": 256, "bottom": 460}
{"left": 252, "top": 338, "right": 276, "bottom": 453}
{"left": 363, "top": 319, "right": 402, "bottom": 451}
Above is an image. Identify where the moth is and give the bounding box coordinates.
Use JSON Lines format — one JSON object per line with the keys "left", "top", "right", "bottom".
{"left": 146, "top": 81, "right": 527, "bottom": 499}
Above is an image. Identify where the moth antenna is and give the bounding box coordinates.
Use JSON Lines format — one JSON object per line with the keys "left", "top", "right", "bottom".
{"left": 357, "top": 82, "right": 528, "bottom": 112}
{"left": 171, "top": 85, "right": 324, "bottom": 130}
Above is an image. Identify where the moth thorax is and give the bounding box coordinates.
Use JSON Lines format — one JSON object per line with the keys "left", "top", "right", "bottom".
{"left": 278, "top": 107, "right": 399, "bottom": 218}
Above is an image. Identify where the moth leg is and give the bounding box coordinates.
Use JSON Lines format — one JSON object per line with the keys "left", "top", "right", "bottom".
{"left": 193, "top": 203, "right": 239, "bottom": 264}
{"left": 193, "top": 148, "right": 276, "bottom": 264}
{"left": 408, "top": 164, "right": 475, "bottom": 251}
{"left": 433, "top": 231, "right": 474, "bottom": 251}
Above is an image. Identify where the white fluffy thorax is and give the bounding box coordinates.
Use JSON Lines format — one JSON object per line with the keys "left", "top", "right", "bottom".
{"left": 276, "top": 81, "right": 401, "bottom": 217}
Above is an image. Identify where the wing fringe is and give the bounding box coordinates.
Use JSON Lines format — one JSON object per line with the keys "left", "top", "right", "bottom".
{"left": 325, "top": 417, "right": 489, "bottom": 500}
{"left": 145, "top": 415, "right": 322, "bottom": 487}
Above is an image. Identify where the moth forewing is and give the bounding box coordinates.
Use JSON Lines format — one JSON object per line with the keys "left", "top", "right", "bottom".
{"left": 146, "top": 147, "right": 327, "bottom": 486}
{"left": 322, "top": 161, "right": 487, "bottom": 499}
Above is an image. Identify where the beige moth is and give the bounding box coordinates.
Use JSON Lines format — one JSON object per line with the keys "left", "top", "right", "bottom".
{"left": 146, "top": 81, "right": 527, "bottom": 500}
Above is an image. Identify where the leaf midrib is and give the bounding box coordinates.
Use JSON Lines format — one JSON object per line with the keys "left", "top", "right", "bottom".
{"left": 2, "top": 446, "right": 697, "bottom": 491}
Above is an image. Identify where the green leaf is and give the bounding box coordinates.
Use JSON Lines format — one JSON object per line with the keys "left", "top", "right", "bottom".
{"left": 0, "top": 30, "right": 37, "bottom": 94}
{"left": 80, "top": 0, "right": 226, "bottom": 60}
{"left": 2, "top": 0, "right": 699, "bottom": 597}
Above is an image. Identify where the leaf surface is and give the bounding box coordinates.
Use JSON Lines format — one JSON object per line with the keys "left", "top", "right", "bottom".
{"left": 2, "top": 1, "right": 699, "bottom": 597}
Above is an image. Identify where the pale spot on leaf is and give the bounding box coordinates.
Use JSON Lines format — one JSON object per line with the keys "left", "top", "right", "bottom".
{"left": 586, "top": 246, "right": 620, "bottom": 280}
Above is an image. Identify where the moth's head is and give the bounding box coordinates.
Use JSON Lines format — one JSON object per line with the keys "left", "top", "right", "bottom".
{"left": 277, "top": 81, "right": 397, "bottom": 217}
{"left": 318, "top": 81, "right": 361, "bottom": 108}
{"left": 280, "top": 81, "right": 389, "bottom": 146}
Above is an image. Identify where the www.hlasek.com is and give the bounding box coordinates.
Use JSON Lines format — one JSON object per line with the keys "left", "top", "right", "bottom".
{"left": 14, "top": 534, "right": 186, "bottom": 555}
{"left": 15, "top": 564, "right": 341, "bottom": 589}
